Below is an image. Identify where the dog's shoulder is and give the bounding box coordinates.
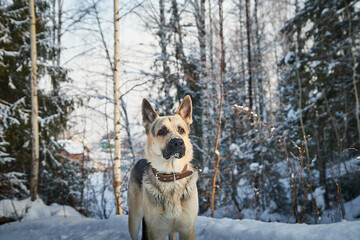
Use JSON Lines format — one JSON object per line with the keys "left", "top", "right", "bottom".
{"left": 131, "top": 159, "right": 151, "bottom": 186}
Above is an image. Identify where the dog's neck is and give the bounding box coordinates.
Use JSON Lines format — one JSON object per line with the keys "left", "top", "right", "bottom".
{"left": 155, "top": 159, "right": 187, "bottom": 173}
{"left": 151, "top": 164, "right": 193, "bottom": 182}
{"left": 146, "top": 154, "right": 187, "bottom": 173}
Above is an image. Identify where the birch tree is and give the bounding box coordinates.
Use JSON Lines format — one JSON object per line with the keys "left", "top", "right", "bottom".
{"left": 159, "top": 0, "right": 173, "bottom": 114}
{"left": 29, "top": 0, "right": 39, "bottom": 202}
{"left": 113, "top": 0, "right": 123, "bottom": 215}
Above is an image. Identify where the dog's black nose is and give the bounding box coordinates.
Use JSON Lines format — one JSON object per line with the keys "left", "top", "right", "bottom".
{"left": 169, "top": 138, "right": 184, "bottom": 149}
{"left": 162, "top": 138, "right": 186, "bottom": 159}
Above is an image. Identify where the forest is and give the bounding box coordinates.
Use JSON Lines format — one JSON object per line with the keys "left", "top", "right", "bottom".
{"left": 1, "top": 0, "right": 360, "bottom": 229}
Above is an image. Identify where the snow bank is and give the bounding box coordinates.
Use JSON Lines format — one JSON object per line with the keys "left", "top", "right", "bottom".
{"left": 345, "top": 195, "right": 360, "bottom": 221}
{"left": 196, "top": 216, "right": 360, "bottom": 240}
{"left": 1, "top": 198, "right": 360, "bottom": 239}
{"left": 0, "top": 198, "right": 82, "bottom": 222}
{"left": 1, "top": 214, "right": 360, "bottom": 240}
{"left": 0, "top": 198, "right": 31, "bottom": 220}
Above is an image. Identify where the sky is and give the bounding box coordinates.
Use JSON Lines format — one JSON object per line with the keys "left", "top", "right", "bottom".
{"left": 57, "top": 0, "right": 295, "bottom": 147}
{"left": 60, "top": 0, "right": 155, "bottom": 147}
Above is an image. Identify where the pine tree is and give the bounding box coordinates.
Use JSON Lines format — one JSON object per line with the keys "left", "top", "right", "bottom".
{"left": 0, "top": 0, "right": 77, "bottom": 207}
{"left": 148, "top": 0, "right": 205, "bottom": 167}
{"left": 280, "top": 0, "right": 360, "bottom": 216}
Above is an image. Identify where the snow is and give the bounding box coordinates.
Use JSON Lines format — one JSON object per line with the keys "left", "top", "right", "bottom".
{"left": 284, "top": 51, "right": 294, "bottom": 65}
{"left": 1, "top": 198, "right": 360, "bottom": 239}
{"left": 0, "top": 49, "right": 20, "bottom": 57}
{"left": 1, "top": 213, "right": 360, "bottom": 240}
{"left": 249, "top": 162, "right": 260, "bottom": 171}
{"left": 345, "top": 195, "right": 360, "bottom": 221}
{"left": 321, "top": 8, "right": 329, "bottom": 15}
{"left": 8, "top": 77, "right": 16, "bottom": 89}
{"left": 312, "top": 187, "right": 326, "bottom": 211}
{"left": 0, "top": 198, "right": 82, "bottom": 221}
{"left": 287, "top": 108, "right": 298, "bottom": 121}
{"left": 57, "top": 140, "right": 84, "bottom": 155}
{"left": 309, "top": 60, "right": 321, "bottom": 68}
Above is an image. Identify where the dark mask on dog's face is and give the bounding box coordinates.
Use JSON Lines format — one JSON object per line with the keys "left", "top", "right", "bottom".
{"left": 162, "top": 137, "right": 186, "bottom": 159}
{"left": 142, "top": 96, "right": 193, "bottom": 160}
{"left": 148, "top": 116, "right": 189, "bottom": 160}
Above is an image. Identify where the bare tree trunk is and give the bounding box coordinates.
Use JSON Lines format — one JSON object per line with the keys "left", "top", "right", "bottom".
{"left": 211, "top": 0, "right": 224, "bottom": 218}
{"left": 57, "top": 0, "right": 62, "bottom": 66}
{"left": 345, "top": 4, "right": 360, "bottom": 146}
{"left": 254, "top": 0, "right": 264, "bottom": 120}
{"left": 197, "top": 0, "right": 206, "bottom": 68}
{"left": 236, "top": 0, "right": 246, "bottom": 105}
{"left": 159, "top": 0, "right": 172, "bottom": 114}
{"left": 208, "top": 0, "right": 214, "bottom": 71}
{"left": 193, "top": 0, "right": 208, "bottom": 166}
{"left": 120, "top": 98, "right": 136, "bottom": 164}
{"left": 52, "top": 0, "right": 56, "bottom": 46}
{"left": 245, "top": 0, "right": 253, "bottom": 110}
{"left": 113, "top": 0, "right": 123, "bottom": 215}
{"left": 29, "top": 0, "right": 39, "bottom": 202}
{"left": 294, "top": 0, "right": 310, "bottom": 165}
{"left": 203, "top": 0, "right": 218, "bottom": 170}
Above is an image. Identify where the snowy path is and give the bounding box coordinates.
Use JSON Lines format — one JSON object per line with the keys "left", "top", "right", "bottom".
{"left": 1, "top": 215, "right": 359, "bottom": 240}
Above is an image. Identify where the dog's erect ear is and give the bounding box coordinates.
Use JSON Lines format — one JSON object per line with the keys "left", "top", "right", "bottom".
{"left": 142, "top": 98, "right": 158, "bottom": 132}
{"left": 176, "top": 95, "right": 192, "bottom": 125}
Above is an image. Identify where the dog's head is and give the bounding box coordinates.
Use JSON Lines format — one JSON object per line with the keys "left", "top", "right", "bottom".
{"left": 142, "top": 96, "right": 193, "bottom": 171}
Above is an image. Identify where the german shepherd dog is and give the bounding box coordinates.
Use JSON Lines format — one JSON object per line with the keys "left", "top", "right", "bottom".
{"left": 128, "top": 95, "right": 198, "bottom": 240}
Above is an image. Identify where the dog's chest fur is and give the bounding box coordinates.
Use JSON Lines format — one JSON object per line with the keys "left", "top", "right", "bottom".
{"left": 143, "top": 166, "right": 198, "bottom": 217}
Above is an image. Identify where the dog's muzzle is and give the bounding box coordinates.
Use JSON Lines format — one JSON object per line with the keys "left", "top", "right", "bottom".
{"left": 162, "top": 138, "right": 186, "bottom": 160}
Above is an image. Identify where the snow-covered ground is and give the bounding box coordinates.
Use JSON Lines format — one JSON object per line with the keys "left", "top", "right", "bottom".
{"left": 1, "top": 213, "right": 360, "bottom": 240}
{"left": 0, "top": 198, "right": 82, "bottom": 221}
{"left": 1, "top": 198, "right": 360, "bottom": 240}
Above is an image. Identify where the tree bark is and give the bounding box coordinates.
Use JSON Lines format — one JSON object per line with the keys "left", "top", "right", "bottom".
{"left": 345, "top": 3, "right": 360, "bottom": 146}
{"left": 29, "top": 0, "right": 39, "bottom": 202}
{"left": 113, "top": 0, "right": 123, "bottom": 215}
{"left": 159, "top": 0, "right": 172, "bottom": 114}
{"left": 294, "top": 0, "right": 310, "bottom": 166}
{"left": 245, "top": 0, "right": 253, "bottom": 110}
{"left": 254, "top": 0, "right": 264, "bottom": 119}
{"left": 57, "top": 0, "right": 62, "bottom": 66}
{"left": 237, "top": 0, "right": 246, "bottom": 104}
{"left": 211, "top": 0, "right": 224, "bottom": 218}
{"left": 121, "top": 98, "right": 136, "bottom": 164}
{"left": 208, "top": 0, "right": 214, "bottom": 71}
{"left": 193, "top": 0, "right": 209, "bottom": 166}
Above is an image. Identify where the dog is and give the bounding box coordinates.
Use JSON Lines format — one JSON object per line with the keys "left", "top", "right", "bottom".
{"left": 127, "top": 95, "right": 198, "bottom": 240}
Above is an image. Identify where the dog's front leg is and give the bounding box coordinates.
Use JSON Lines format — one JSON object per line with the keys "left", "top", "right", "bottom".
{"left": 179, "top": 227, "right": 195, "bottom": 240}
{"left": 145, "top": 228, "right": 168, "bottom": 240}
{"left": 128, "top": 209, "right": 142, "bottom": 240}
{"left": 168, "top": 232, "right": 176, "bottom": 240}
{"left": 128, "top": 183, "right": 143, "bottom": 240}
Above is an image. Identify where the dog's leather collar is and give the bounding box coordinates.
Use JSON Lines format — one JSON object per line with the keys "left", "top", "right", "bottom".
{"left": 151, "top": 164, "right": 193, "bottom": 182}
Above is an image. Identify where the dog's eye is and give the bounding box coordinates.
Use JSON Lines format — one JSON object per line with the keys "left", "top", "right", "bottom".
{"left": 178, "top": 126, "right": 185, "bottom": 134}
{"left": 157, "top": 128, "right": 167, "bottom": 136}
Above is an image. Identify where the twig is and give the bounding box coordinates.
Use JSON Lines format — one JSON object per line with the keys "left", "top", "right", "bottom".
{"left": 330, "top": 161, "right": 346, "bottom": 220}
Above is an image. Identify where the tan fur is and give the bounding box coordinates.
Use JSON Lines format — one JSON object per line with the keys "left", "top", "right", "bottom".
{"left": 128, "top": 96, "right": 198, "bottom": 240}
